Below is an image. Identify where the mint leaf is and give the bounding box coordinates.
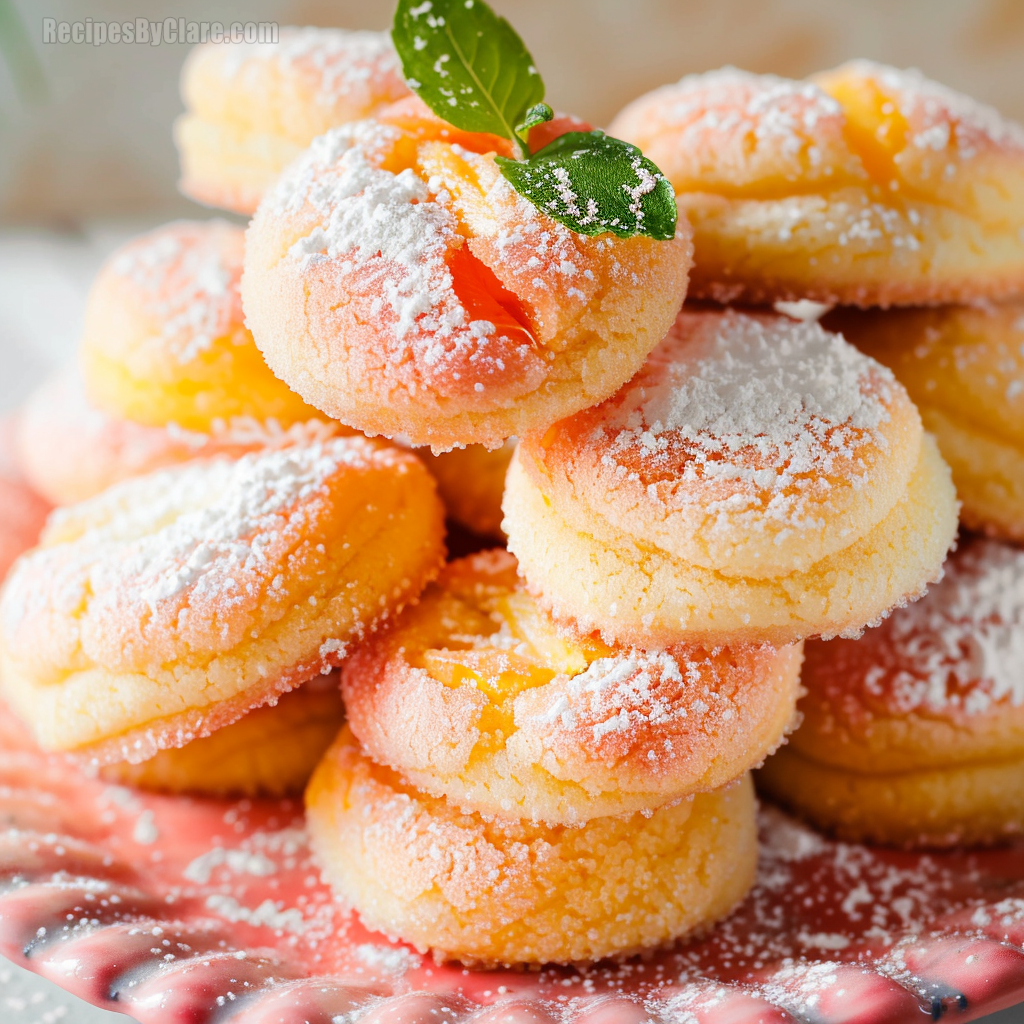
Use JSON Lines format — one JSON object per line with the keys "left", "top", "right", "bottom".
{"left": 390, "top": 2, "right": 677, "bottom": 241}
{"left": 392, "top": 0, "right": 544, "bottom": 156}
{"left": 515, "top": 102, "right": 553, "bottom": 144}
{"left": 496, "top": 132, "right": 678, "bottom": 241}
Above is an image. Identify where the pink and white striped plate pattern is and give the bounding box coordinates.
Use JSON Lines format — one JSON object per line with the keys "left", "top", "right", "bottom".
{"left": 1, "top": 705, "right": 1023, "bottom": 1024}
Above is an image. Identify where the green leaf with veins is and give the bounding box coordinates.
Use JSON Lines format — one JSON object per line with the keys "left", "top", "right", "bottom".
{"left": 392, "top": 0, "right": 544, "bottom": 157}
{"left": 390, "top": 0, "right": 678, "bottom": 241}
{"left": 496, "top": 131, "right": 679, "bottom": 241}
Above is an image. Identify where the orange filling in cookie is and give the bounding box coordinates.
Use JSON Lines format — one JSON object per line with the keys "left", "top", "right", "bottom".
{"left": 342, "top": 550, "right": 802, "bottom": 824}
{"left": 371, "top": 99, "right": 594, "bottom": 355}
{"left": 407, "top": 556, "right": 613, "bottom": 742}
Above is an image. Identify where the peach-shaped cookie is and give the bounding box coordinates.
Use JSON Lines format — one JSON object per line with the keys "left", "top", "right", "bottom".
{"left": 826, "top": 302, "right": 1024, "bottom": 543}
{"left": 419, "top": 441, "right": 515, "bottom": 537}
{"left": 176, "top": 27, "right": 410, "bottom": 214}
{"left": 80, "top": 220, "right": 322, "bottom": 433}
{"left": 758, "top": 537, "right": 1024, "bottom": 848}
{"left": 343, "top": 549, "right": 802, "bottom": 824}
{"left": 16, "top": 370, "right": 339, "bottom": 506}
{"left": 102, "top": 673, "right": 344, "bottom": 797}
{"left": 306, "top": 726, "right": 757, "bottom": 965}
{"left": 0, "top": 417, "right": 51, "bottom": 580}
{"left": 504, "top": 308, "right": 958, "bottom": 646}
{"left": 0, "top": 437, "right": 444, "bottom": 765}
{"left": 242, "top": 102, "right": 693, "bottom": 450}
{"left": 610, "top": 62, "right": 1024, "bottom": 306}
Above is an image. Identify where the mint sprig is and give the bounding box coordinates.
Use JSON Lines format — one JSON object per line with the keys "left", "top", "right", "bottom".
{"left": 392, "top": 0, "right": 543, "bottom": 157}
{"left": 391, "top": 0, "right": 677, "bottom": 241}
{"left": 514, "top": 102, "right": 554, "bottom": 146}
{"left": 497, "top": 132, "right": 678, "bottom": 241}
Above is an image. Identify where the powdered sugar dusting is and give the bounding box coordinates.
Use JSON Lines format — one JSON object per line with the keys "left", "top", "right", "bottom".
{"left": 108, "top": 221, "right": 243, "bottom": 364}
{"left": 205, "top": 893, "right": 308, "bottom": 934}
{"left": 281, "top": 121, "right": 465, "bottom": 348}
{"left": 216, "top": 27, "right": 406, "bottom": 114}
{"left": 840, "top": 59, "right": 1024, "bottom": 157}
{"left": 2, "top": 694, "right": 1024, "bottom": 1018}
{"left": 355, "top": 943, "right": 419, "bottom": 976}
{"left": 664, "top": 67, "right": 843, "bottom": 165}
{"left": 596, "top": 310, "right": 894, "bottom": 526}
{"left": 635, "top": 312, "right": 887, "bottom": 438}
{"left": 0, "top": 439, "right": 378, "bottom": 643}
{"left": 540, "top": 649, "right": 715, "bottom": 744}
{"left": 858, "top": 538, "right": 1024, "bottom": 715}
{"left": 104, "top": 444, "right": 355, "bottom": 608}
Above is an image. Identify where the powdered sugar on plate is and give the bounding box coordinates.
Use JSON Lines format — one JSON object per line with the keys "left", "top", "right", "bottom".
{"left": 1, "top": 694, "right": 1024, "bottom": 1021}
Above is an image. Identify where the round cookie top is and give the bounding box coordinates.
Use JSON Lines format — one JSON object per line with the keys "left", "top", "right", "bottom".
{"left": 609, "top": 61, "right": 1024, "bottom": 305}
{"left": 0, "top": 435, "right": 444, "bottom": 759}
{"left": 614, "top": 62, "right": 1024, "bottom": 204}
{"left": 609, "top": 67, "right": 858, "bottom": 196}
{"left": 803, "top": 537, "right": 1024, "bottom": 726}
{"left": 812, "top": 60, "right": 1024, "bottom": 218}
{"left": 101, "top": 219, "right": 246, "bottom": 366}
{"left": 243, "top": 100, "right": 693, "bottom": 449}
{"left": 342, "top": 548, "right": 800, "bottom": 822}
{"left": 181, "top": 27, "right": 410, "bottom": 141}
{"left": 521, "top": 308, "right": 920, "bottom": 577}
{"left": 16, "top": 370, "right": 340, "bottom": 506}
{"left": 81, "top": 220, "right": 321, "bottom": 430}
{"left": 826, "top": 302, "right": 1024, "bottom": 451}
{"left": 26, "top": 437, "right": 403, "bottom": 640}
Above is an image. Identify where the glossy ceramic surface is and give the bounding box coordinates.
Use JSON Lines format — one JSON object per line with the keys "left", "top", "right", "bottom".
{"left": 1, "top": 704, "right": 1024, "bottom": 1023}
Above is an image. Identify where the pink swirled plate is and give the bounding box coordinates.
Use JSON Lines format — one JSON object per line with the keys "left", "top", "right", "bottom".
{"left": 1, "top": 704, "right": 1024, "bottom": 1024}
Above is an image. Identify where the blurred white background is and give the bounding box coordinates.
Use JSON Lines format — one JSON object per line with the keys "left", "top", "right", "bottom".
{"left": 3, "top": 0, "right": 1024, "bottom": 413}
{"left": 3, "top": 0, "right": 1024, "bottom": 224}
{"left": 1, "top": 1, "right": 1023, "bottom": 1020}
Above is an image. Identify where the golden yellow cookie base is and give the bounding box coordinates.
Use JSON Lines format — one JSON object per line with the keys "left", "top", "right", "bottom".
{"left": 175, "top": 114, "right": 304, "bottom": 215}
{"left": 828, "top": 304, "right": 1024, "bottom": 542}
{"left": 503, "top": 435, "right": 958, "bottom": 646}
{"left": 419, "top": 441, "right": 514, "bottom": 537}
{"left": 80, "top": 221, "right": 322, "bottom": 432}
{"left": 0, "top": 441, "right": 445, "bottom": 762}
{"left": 680, "top": 190, "right": 1024, "bottom": 307}
{"left": 922, "top": 408, "right": 1024, "bottom": 543}
{"left": 100, "top": 679, "right": 344, "bottom": 797}
{"left": 81, "top": 332, "right": 321, "bottom": 434}
{"left": 758, "top": 744, "right": 1024, "bottom": 848}
{"left": 306, "top": 728, "right": 757, "bottom": 966}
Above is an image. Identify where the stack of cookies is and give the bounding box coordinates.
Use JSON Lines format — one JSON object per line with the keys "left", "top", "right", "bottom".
{"left": 0, "top": 12, "right": 1020, "bottom": 970}
{"left": 612, "top": 62, "right": 1024, "bottom": 849}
